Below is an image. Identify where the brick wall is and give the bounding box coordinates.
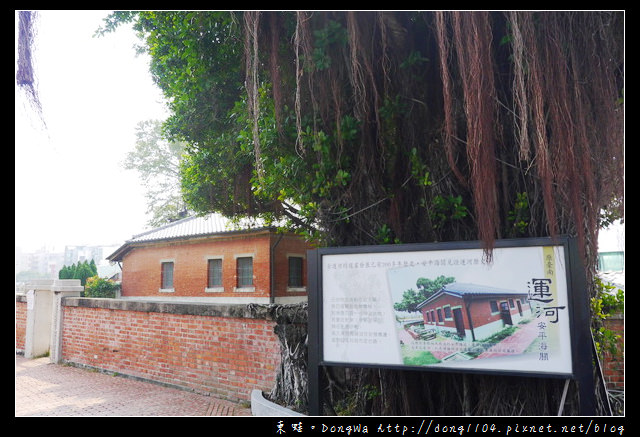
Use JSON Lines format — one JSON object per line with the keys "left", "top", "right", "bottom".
{"left": 602, "top": 314, "right": 624, "bottom": 391}
{"left": 15, "top": 291, "right": 623, "bottom": 405}
{"left": 15, "top": 298, "right": 27, "bottom": 352}
{"left": 59, "top": 298, "right": 282, "bottom": 403}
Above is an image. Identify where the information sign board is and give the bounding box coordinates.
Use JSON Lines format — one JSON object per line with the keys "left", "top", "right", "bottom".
{"left": 318, "top": 240, "right": 575, "bottom": 376}
{"left": 308, "top": 237, "right": 596, "bottom": 415}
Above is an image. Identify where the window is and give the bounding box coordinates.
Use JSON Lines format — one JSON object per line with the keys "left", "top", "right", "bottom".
{"left": 597, "top": 251, "right": 624, "bottom": 272}
{"left": 236, "top": 257, "right": 253, "bottom": 287}
{"left": 161, "top": 261, "right": 174, "bottom": 290}
{"left": 208, "top": 258, "right": 222, "bottom": 288}
{"left": 437, "top": 308, "right": 443, "bottom": 323}
{"left": 288, "top": 256, "right": 304, "bottom": 288}
{"left": 490, "top": 300, "right": 499, "bottom": 313}
{"left": 444, "top": 306, "right": 452, "bottom": 319}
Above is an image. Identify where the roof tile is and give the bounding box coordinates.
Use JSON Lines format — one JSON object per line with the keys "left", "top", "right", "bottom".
{"left": 107, "top": 213, "right": 271, "bottom": 261}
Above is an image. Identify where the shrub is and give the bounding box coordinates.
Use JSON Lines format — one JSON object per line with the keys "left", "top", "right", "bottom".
{"left": 591, "top": 276, "right": 624, "bottom": 359}
{"left": 84, "top": 275, "right": 120, "bottom": 298}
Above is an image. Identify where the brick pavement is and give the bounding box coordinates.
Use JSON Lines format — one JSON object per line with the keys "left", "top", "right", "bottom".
{"left": 15, "top": 355, "right": 251, "bottom": 416}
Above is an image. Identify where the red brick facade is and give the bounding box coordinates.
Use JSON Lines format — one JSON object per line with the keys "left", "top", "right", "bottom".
{"left": 419, "top": 290, "right": 531, "bottom": 340}
{"left": 602, "top": 315, "right": 624, "bottom": 391}
{"left": 15, "top": 300, "right": 27, "bottom": 352}
{"left": 119, "top": 230, "right": 312, "bottom": 303}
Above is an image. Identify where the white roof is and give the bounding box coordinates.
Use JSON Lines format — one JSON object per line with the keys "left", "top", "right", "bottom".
{"left": 416, "top": 282, "right": 526, "bottom": 309}
{"left": 107, "top": 213, "right": 272, "bottom": 261}
{"left": 127, "top": 213, "right": 267, "bottom": 243}
{"left": 440, "top": 282, "right": 525, "bottom": 296}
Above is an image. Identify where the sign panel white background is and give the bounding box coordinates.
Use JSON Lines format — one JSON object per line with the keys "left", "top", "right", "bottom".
{"left": 321, "top": 245, "right": 573, "bottom": 375}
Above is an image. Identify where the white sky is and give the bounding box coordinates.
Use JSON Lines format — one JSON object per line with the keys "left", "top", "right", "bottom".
{"left": 15, "top": 10, "right": 168, "bottom": 253}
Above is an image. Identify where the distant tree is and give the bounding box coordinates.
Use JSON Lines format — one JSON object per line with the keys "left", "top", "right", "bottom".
{"left": 393, "top": 289, "right": 422, "bottom": 313}
{"left": 80, "top": 260, "right": 97, "bottom": 286}
{"left": 58, "top": 260, "right": 97, "bottom": 287}
{"left": 123, "top": 120, "right": 189, "bottom": 226}
{"left": 416, "top": 275, "right": 456, "bottom": 300}
{"left": 58, "top": 264, "right": 72, "bottom": 279}
{"left": 394, "top": 275, "right": 455, "bottom": 312}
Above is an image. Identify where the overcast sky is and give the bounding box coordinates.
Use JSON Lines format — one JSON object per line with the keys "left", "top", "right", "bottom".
{"left": 15, "top": 10, "right": 168, "bottom": 253}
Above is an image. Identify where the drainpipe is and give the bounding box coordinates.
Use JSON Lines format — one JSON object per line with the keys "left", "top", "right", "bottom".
{"left": 270, "top": 233, "right": 284, "bottom": 304}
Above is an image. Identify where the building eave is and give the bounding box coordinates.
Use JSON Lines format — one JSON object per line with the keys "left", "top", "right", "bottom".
{"left": 415, "top": 282, "right": 529, "bottom": 310}
{"left": 106, "top": 213, "right": 282, "bottom": 262}
{"left": 106, "top": 227, "right": 278, "bottom": 263}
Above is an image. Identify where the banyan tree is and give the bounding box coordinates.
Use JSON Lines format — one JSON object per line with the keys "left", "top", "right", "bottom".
{"left": 240, "top": 12, "right": 623, "bottom": 415}
{"left": 243, "top": 11, "right": 623, "bottom": 262}
{"left": 16, "top": 11, "right": 45, "bottom": 126}
{"left": 22, "top": 10, "right": 622, "bottom": 415}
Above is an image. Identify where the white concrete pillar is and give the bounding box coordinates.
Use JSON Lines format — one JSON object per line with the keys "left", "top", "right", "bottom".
{"left": 23, "top": 280, "right": 54, "bottom": 359}
{"left": 23, "top": 279, "right": 83, "bottom": 361}
{"left": 50, "top": 279, "right": 83, "bottom": 364}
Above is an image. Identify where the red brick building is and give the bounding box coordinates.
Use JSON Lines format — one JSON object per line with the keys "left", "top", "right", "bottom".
{"left": 416, "top": 282, "right": 532, "bottom": 342}
{"left": 107, "top": 214, "right": 313, "bottom": 304}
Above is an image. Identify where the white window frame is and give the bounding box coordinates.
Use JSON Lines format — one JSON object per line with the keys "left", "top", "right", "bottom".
{"left": 205, "top": 256, "right": 224, "bottom": 293}
{"left": 443, "top": 304, "right": 453, "bottom": 321}
{"left": 234, "top": 253, "right": 255, "bottom": 293}
{"left": 159, "top": 259, "right": 175, "bottom": 293}
{"left": 286, "top": 253, "right": 306, "bottom": 292}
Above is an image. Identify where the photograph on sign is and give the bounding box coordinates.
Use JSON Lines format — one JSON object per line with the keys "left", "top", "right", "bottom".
{"left": 321, "top": 243, "right": 573, "bottom": 376}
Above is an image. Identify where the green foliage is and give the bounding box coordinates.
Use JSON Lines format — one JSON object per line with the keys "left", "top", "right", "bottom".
{"left": 507, "top": 192, "right": 530, "bottom": 235}
{"left": 84, "top": 275, "right": 120, "bottom": 298}
{"left": 409, "top": 147, "right": 432, "bottom": 188}
{"left": 430, "top": 195, "right": 468, "bottom": 230}
{"left": 376, "top": 224, "right": 401, "bottom": 244}
{"left": 334, "top": 384, "right": 381, "bottom": 416}
{"left": 416, "top": 275, "right": 455, "bottom": 296}
{"left": 310, "top": 20, "right": 347, "bottom": 71}
{"left": 401, "top": 345, "right": 439, "bottom": 366}
{"left": 598, "top": 195, "right": 624, "bottom": 229}
{"left": 58, "top": 260, "right": 97, "bottom": 287}
{"left": 590, "top": 277, "right": 624, "bottom": 359}
{"left": 393, "top": 288, "right": 422, "bottom": 313}
{"left": 479, "top": 325, "right": 518, "bottom": 344}
{"left": 393, "top": 275, "right": 455, "bottom": 312}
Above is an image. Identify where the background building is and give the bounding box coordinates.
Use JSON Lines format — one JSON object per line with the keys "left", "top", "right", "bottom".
{"left": 107, "top": 213, "right": 313, "bottom": 304}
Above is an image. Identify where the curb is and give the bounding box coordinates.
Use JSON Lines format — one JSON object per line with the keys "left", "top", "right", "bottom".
{"left": 250, "top": 390, "right": 305, "bottom": 416}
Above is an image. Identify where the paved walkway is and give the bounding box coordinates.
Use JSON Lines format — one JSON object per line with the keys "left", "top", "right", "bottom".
{"left": 15, "top": 355, "right": 252, "bottom": 416}
{"left": 399, "top": 319, "right": 540, "bottom": 361}
{"left": 476, "top": 319, "right": 539, "bottom": 359}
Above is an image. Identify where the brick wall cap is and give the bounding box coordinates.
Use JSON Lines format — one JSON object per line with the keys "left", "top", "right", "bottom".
{"left": 61, "top": 297, "right": 307, "bottom": 322}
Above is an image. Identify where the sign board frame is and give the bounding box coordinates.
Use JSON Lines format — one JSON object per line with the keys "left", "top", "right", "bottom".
{"left": 307, "top": 236, "right": 595, "bottom": 415}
